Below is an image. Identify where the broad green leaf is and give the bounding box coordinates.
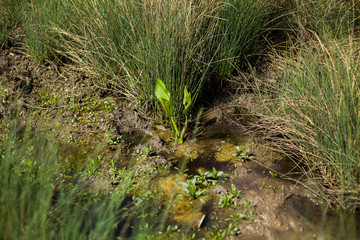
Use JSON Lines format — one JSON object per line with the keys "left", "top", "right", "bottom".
{"left": 182, "top": 86, "right": 192, "bottom": 115}
{"left": 163, "top": 99, "right": 174, "bottom": 117}
{"left": 155, "top": 79, "right": 174, "bottom": 117}
{"left": 155, "top": 79, "right": 170, "bottom": 101}
{"left": 212, "top": 167, "right": 217, "bottom": 176}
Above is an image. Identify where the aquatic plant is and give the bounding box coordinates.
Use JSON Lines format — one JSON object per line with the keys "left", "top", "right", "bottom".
{"left": 155, "top": 78, "right": 191, "bottom": 143}
{"left": 234, "top": 146, "right": 253, "bottom": 162}
{"left": 181, "top": 176, "right": 205, "bottom": 200}
{"left": 198, "top": 167, "right": 229, "bottom": 186}
{"left": 218, "top": 194, "right": 234, "bottom": 208}
{"left": 218, "top": 184, "right": 242, "bottom": 208}
{"left": 269, "top": 171, "right": 278, "bottom": 179}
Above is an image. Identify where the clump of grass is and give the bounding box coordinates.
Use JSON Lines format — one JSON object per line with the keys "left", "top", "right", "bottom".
{"left": 23, "top": 0, "right": 273, "bottom": 120}
{"left": 24, "top": 0, "right": 80, "bottom": 63}
{"left": 0, "top": 0, "right": 25, "bottom": 47}
{"left": 287, "top": 0, "right": 358, "bottom": 40}
{"left": 215, "top": 0, "right": 272, "bottom": 76}
{"left": 253, "top": 0, "right": 360, "bottom": 210}
{"left": 25, "top": 0, "right": 222, "bottom": 115}
{"left": 269, "top": 36, "right": 360, "bottom": 209}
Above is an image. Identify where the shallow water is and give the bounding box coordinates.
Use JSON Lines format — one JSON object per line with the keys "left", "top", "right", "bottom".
{"left": 57, "top": 110, "right": 360, "bottom": 239}
{"left": 155, "top": 119, "right": 360, "bottom": 239}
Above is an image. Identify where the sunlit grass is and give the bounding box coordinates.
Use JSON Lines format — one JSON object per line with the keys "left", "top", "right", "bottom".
{"left": 0, "top": 0, "right": 25, "bottom": 46}
{"left": 215, "top": 0, "right": 271, "bottom": 76}
{"left": 287, "top": 0, "right": 358, "bottom": 41}
{"left": 24, "top": 0, "right": 273, "bottom": 119}
{"left": 269, "top": 36, "right": 360, "bottom": 209}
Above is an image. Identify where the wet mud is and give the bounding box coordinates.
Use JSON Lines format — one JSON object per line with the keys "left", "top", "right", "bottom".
{"left": 1, "top": 38, "right": 359, "bottom": 240}
{"left": 155, "top": 112, "right": 345, "bottom": 239}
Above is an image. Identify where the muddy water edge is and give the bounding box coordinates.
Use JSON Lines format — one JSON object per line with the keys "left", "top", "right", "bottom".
{"left": 152, "top": 112, "right": 354, "bottom": 239}
{"left": 1, "top": 41, "right": 359, "bottom": 239}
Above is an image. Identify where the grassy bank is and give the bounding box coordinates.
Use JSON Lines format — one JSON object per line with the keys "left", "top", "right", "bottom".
{"left": 23, "top": 0, "right": 273, "bottom": 118}
{"left": 271, "top": 37, "right": 360, "bottom": 209}
{"left": 262, "top": 0, "right": 360, "bottom": 209}
{"left": 0, "top": 0, "right": 25, "bottom": 46}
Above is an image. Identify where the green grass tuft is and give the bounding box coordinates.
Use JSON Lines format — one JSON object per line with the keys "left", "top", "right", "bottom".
{"left": 23, "top": 0, "right": 273, "bottom": 119}
{"left": 271, "top": 36, "right": 360, "bottom": 209}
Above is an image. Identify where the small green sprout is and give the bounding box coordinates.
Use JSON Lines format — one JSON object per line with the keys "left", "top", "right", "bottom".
{"left": 269, "top": 170, "right": 278, "bottom": 178}
{"left": 205, "top": 167, "right": 229, "bottom": 180}
{"left": 86, "top": 155, "right": 102, "bottom": 175}
{"left": 234, "top": 146, "right": 254, "bottom": 162}
{"left": 198, "top": 167, "right": 229, "bottom": 186}
{"left": 107, "top": 133, "right": 122, "bottom": 145}
{"left": 243, "top": 199, "right": 254, "bottom": 223}
{"left": 218, "top": 194, "right": 233, "bottom": 208}
{"left": 181, "top": 176, "right": 205, "bottom": 199}
{"left": 218, "top": 184, "right": 242, "bottom": 208}
{"left": 104, "top": 100, "right": 114, "bottom": 111}
{"left": 230, "top": 183, "right": 241, "bottom": 198}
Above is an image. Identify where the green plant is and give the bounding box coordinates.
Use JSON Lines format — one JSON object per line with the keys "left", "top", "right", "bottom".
{"left": 181, "top": 176, "right": 205, "bottom": 200}
{"left": 225, "top": 212, "right": 247, "bottom": 223}
{"left": 107, "top": 133, "right": 122, "bottom": 145}
{"left": 155, "top": 79, "right": 191, "bottom": 143}
{"left": 215, "top": 0, "right": 272, "bottom": 76}
{"left": 259, "top": 181, "right": 266, "bottom": 190}
{"left": 86, "top": 155, "right": 102, "bottom": 175}
{"left": 267, "top": 36, "right": 360, "bottom": 209}
{"left": 234, "top": 146, "right": 253, "bottom": 162}
{"left": 242, "top": 199, "right": 254, "bottom": 223}
{"left": 288, "top": 0, "right": 357, "bottom": 40}
{"left": 269, "top": 170, "right": 278, "bottom": 178}
{"left": 0, "top": 0, "right": 25, "bottom": 46}
{"left": 218, "top": 184, "right": 242, "bottom": 208}
{"left": 104, "top": 100, "right": 114, "bottom": 111}
{"left": 210, "top": 221, "right": 241, "bottom": 239}
{"left": 205, "top": 167, "right": 227, "bottom": 179}
{"left": 230, "top": 183, "right": 242, "bottom": 198}
{"left": 135, "top": 145, "right": 153, "bottom": 157}
{"left": 108, "top": 161, "right": 126, "bottom": 185}
{"left": 218, "top": 194, "right": 234, "bottom": 208}
{"left": 38, "top": 92, "right": 59, "bottom": 107}
{"left": 195, "top": 167, "right": 229, "bottom": 187}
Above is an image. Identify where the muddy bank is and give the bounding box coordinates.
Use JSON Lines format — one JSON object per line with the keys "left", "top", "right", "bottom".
{"left": 1, "top": 39, "right": 359, "bottom": 240}
{"left": 151, "top": 116, "right": 327, "bottom": 239}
